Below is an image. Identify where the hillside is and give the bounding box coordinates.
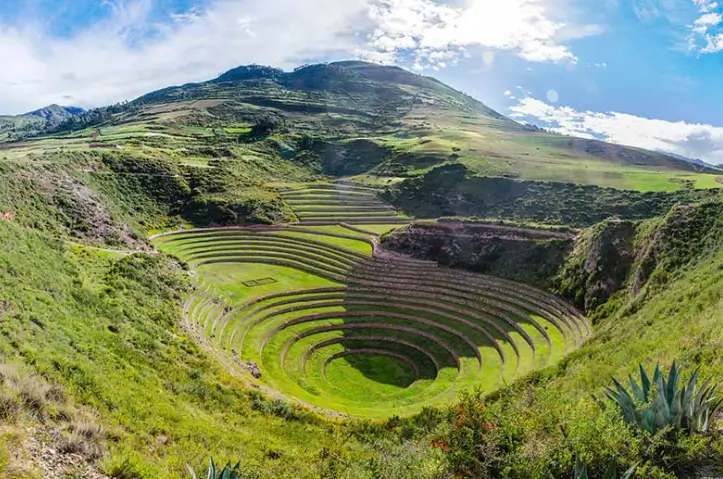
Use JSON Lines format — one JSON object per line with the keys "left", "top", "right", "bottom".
{"left": 2, "top": 61, "right": 723, "bottom": 479}
{"left": 0, "top": 104, "right": 83, "bottom": 142}
{"left": 24, "top": 104, "right": 85, "bottom": 123}
{"left": 3, "top": 61, "right": 721, "bottom": 192}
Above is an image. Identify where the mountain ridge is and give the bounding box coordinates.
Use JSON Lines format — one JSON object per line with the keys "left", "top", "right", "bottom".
{"left": 4, "top": 60, "right": 722, "bottom": 190}
{"left": 125, "top": 61, "right": 722, "bottom": 178}
{"left": 23, "top": 104, "right": 85, "bottom": 119}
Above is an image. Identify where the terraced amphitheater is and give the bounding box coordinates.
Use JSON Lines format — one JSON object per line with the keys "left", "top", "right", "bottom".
{"left": 152, "top": 221, "right": 589, "bottom": 418}
{"left": 279, "top": 182, "right": 410, "bottom": 225}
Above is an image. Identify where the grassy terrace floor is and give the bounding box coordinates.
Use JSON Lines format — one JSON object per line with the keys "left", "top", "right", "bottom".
{"left": 279, "top": 183, "right": 411, "bottom": 225}
{"left": 152, "top": 220, "right": 589, "bottom": 418}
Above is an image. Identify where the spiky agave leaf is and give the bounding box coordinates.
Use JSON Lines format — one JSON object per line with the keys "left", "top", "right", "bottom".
{"left": 573, "top": 456, "right": 589, "bottom": 479}
{"left": 207, "top": 458, "right": 216, "bottom": 479}
{"left": 651, "top": 377, "right": 671, "bottom": 431}
{"left": 665, "top": 362, "right": 680, "bottom": 408}
{"left": 682, "top": 367, "right": 701, "bottom": 413}
{"left": 691, "top": 378, "right": 723, "bottom": 433}
{"left": 621, "top": 464, "right": 638, "bottom": 479}
{"left": 602, "top": 460, "right": 617, "bottom": 479}
{"left": 652, "top": 364, "right": 662, "bottom": 388}
{"left": 219, "top": 461, "right": 238, "bottom": 479}
{"left": 629, "top": 374, "right": 645, "bottom": 403}
{"left": 607, "top": 377, "right": 637, "bottom": 424}
{"left": 640, "top": 364, "right": 652, "bottom": 402}
{"left": 640, "top": 407, "right": 656, "bottom": 434}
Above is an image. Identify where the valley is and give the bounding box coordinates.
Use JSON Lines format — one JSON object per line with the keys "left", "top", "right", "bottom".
{"left": 1, "top": 61, "right": 723, "bottom": 478}
{"left": 150, "top": 186, "right": 588, "bottom": 417}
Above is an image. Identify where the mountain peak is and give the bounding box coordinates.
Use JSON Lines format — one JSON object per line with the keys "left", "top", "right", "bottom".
{"left": 22, "top": 104, "right": 85, "bottom": 123}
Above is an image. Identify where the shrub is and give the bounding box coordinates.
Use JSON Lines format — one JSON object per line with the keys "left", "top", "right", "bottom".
{"left": 59, "top": 418, "right": 106, "bottom": 459}
{"left": 431, "top": 390, "right": 501, "bottom": 478}
{"left": 249, "top": 391, "right": 298, "bottom": 420}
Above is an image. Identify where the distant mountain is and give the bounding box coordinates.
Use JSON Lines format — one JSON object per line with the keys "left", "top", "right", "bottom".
{"left": 0, "top": 104, "right": 85, "bottom": 140}
{"left": 22, "top": 104, "right": 85, "bottom": 124}
{"left": 656, "top": 150, "right": 721, "bottom": 170}
{"left": 42, "top": 60, "right": 720, "bottom": 186}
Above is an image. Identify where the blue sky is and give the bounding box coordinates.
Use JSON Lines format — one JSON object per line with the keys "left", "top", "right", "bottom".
{"left": 1, "top": 0, "right": 722, "bottom": 162}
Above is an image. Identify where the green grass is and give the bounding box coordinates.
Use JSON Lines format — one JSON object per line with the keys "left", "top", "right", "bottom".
{"left": 2, "top": 60, "right": 723, "bottom": 477}
{"left": 196, "top": 263, "right": 340, "bottom": 303}
{"left": 153, "top": 223, "right": 587, "bottom": 418}
{"left": 0, "top": 220, "right": 367, "bottom": 478}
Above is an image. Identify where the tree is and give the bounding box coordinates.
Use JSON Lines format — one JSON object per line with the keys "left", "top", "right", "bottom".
{"left": 251, "top": 116, "right": 281, "bottom": 138}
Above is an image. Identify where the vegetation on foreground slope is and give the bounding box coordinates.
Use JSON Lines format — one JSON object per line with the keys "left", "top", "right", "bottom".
{"left": 3, "top": 180, "right": 723, "bottom": 477}
{"left": 0, "top": 221, "right": 448, "bottom": 478}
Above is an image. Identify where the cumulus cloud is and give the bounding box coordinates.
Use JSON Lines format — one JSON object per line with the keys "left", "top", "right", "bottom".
{"left": 688, "top": 0, "right": 723, "bottom": 53}
{"left": 509, "top": 96, "right": 723, "bottom": 164}
{"left": 362, "top": 0, "right": 600, "bottom": 68}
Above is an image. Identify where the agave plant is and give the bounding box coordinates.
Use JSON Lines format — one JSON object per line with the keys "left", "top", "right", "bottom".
{"left": 188, "top": 458, "right": 241, "bottom": 479}
{"left": 604, "top": 362, "right": 723, "bottom": 434}
{"left": 573, "top": 457, "right": 636, "bottom": 479}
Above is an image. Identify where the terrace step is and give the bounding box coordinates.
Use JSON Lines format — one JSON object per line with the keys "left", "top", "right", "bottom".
{"left": 155, "top": 225, "right": 589, "bottom": 417}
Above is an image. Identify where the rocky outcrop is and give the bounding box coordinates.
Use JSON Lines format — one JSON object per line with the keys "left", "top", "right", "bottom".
{"left": 381, "top": 222, "right": 574, "bottom": 289}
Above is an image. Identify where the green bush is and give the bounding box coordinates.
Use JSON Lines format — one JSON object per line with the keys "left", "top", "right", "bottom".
{"left": 430, "top": 390, "right": 501, "bottom": 478}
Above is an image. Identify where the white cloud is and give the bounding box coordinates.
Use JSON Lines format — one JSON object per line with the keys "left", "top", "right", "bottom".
{"left": 633, "top": 0, "right": 661, "bottom": 21}
{"left": 701, "top": 32, "right": 723, "bottom": 51}
{"left": 0, "top": 0, "right": 370, "bottom": 113}
{"left": 0, "top": 0, "right": 601, "bottom": 113}
{"left": 687, "top": 0, "right": 723, "bottom": 54}
{"left": 509, "top": 96, "right": 723, "bottom": 164}
{"left": 694, "top": 0, "right": 719, "bottom": 12}
{"left": 362, "top": 0, "right": 600, "bottom": 68}
{"left": 694, "top": 11, "right": 722, "bottom": 24}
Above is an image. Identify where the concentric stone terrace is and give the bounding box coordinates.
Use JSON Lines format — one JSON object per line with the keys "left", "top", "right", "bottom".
{"left": 153, "top": 224, "right": 588, "bottom": 417}
{"left": 280, "top": 183, "right": 409, "bottom": 225}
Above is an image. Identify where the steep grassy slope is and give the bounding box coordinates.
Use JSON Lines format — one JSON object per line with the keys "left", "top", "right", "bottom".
{"left": 0, "top": 220, "right": 452, "bottom": 478}
{"left": 473, "top": 199, "right": 723, "bottom": 476}
{"left": 0, "top": 149, "right": 315, "bottom": 249}
{"left": 555, "top": 199, "right": 723, "bottom": 317}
